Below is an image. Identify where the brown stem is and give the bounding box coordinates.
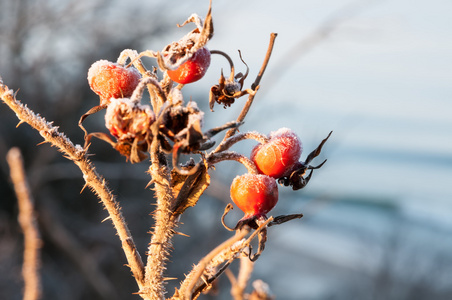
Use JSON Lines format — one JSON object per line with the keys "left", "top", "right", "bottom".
{"left": 212, "top": 131, "right": 269, "bottom": 154}
{"left": 207, "top": 151, "right": 259, "bottom": 174}
{"left": 231, "top": 251, "right": 254, "bottom": 300}
{"left": 7, "top": 148, "right": 42, "bottom": 300}
{"left": 216, "top": 33, "right": 278, "bottom": 146}
{"left": 180, "top": 228, "right": 250, "bottom": 299}
{"left": 0, "top": 79, "right": 146, "bottom": 291}
{"left": 142, "top": 122, "right": 175, "bottom": 300}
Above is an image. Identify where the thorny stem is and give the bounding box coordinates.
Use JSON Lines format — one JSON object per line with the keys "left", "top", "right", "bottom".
{"left": 179, "top": 228, "right": 250, "bottom": 300}
{"left": 183, "top": 217, "right": 274, "bottom": 300}
{"left": 216, "top": 33, "right": 277, "bottom": 148}
{"left": 142, "top": 123, "right": 176, "bottom": 300}
{"left": 207, "top": 151, "right": 259, "bottom": 174}
{"left": 0, "top": 79, "right": 146, "bottom": 290}
{"left": 7, "top": 148, "right": 42, "bottom": 300}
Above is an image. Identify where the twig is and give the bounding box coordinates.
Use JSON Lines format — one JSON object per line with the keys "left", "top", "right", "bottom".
{"left": 211, "top": 131, "right": 269, "bottom": 154}
{"left": 215, "top": 33, "right": 277, "bottom": 149}
{"left": 6, "top": 147, "right": 41, "bottom": 300}
{"left": 179, "top": 217, "right": 274, "bottom": 300}
{"left": 231, "top": 252, "right": 254, "bottom": 300}
{"left": 0, "top": 79, "right": 146, "bottom": 290}
{"left": 178, "top": 228, "right": 250, "bottom": 299}
{"left": 207, "top": 151, "right": 259, "bottom": 174}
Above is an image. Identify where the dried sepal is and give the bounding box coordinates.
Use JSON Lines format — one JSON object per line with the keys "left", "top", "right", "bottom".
{"left": 78, "top": 104, "right": 108, "bottom": 137}
{"left": 84, "top": 98, "right": 156, "bottom": 163}
{"left": 209, "top": 50, "right": 255, "bottom": 111}
{"left": 158, "top": 0, "right": 214, "bottom": 71}
{"left": 278, "top": 131, "right": 332, "bottom": 190}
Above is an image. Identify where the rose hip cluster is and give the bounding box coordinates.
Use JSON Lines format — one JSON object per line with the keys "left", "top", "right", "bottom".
{"left": 80, "top": 1, "right": 331, "bottom": 262}
{"left": 229, "top": 128, "right": 331, "bottom": 229}
{"left": 80, "top": 3, "right": 222, "bottom": 165}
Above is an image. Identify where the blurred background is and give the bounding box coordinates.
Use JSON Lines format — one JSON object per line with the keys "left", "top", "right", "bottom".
{"left": 1, "top": 0, "right": 451, "bottom": 299}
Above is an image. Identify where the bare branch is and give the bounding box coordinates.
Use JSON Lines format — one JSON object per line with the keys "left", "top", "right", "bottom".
{"left": 207, "top": 151, "right": 259, "bottom": 174}
{"left": 6, "top": 147, "right": 41, "bottom": 300}
{"left": 0, "top": 79, "right": 146, "bottom": 290}
{"left": 215, "top": 33, "right": 277, "bottom": 146}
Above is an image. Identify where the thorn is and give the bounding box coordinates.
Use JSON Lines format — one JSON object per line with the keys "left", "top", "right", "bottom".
{"left": 201, "top": 275, "right": 209, "bottom": 285}
{"left": 145, "top": 179, "right": 155, "bottom": 189}
{"left": 80, "top": 182, "right": 89, "bottom": 194}
{"left": 36, "top": 140, "right": 48, "bottom": 146}
{"left": 132, "top": 290, "right": 146, "bottom": 295}
{"left": 102, "top": 216, "right": 112, "bottom": 223}
{"left": 173, "top": 231, "right": 190, "bottom": 237}
{"left": 163, "top": 277, "right": 178, "bottom": 281}
{"left": 16, "top": 120, "right": 25, "bottom": 128}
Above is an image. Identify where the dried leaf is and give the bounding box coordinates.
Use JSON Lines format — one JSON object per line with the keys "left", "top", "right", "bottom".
{"left": 170, "top": 160, "right": 210, "bottom": 215}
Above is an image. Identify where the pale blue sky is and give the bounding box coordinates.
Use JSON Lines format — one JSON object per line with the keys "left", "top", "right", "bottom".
{"left": 169, "top": 0, "right": 452, "bottom": 224}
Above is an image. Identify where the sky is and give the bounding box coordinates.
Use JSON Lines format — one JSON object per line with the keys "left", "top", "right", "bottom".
{"left": 184, "top": 0, "right": 452, "bottom": 213}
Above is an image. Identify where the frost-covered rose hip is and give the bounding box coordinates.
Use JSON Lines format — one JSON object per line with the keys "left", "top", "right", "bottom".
{"left": 251, "top": 128, "right": 302, "bottom": 178}
{"left": 230, "top": 174, "right": 278, "bottom": 220}
{"left": 167, "top": 47, "right": 211, "bottom": 84}
{"left": 88, "top": 60, "right": 141, "bottom": 103}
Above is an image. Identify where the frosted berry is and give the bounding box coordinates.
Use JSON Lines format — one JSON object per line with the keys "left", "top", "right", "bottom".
{"left": 230, "top": 174, "right": 278, "bottom": 220}
{"left": 167, "top": 47, "right": 211, "bottom": 84}
{"left": 251, "top": 128, "right": 302, "bottom": 178}
{"left": 88, "top": 60, "right": 141, "bottom": 103}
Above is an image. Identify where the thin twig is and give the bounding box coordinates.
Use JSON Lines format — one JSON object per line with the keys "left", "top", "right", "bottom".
{"left": 179, "top": 228, "right": 250, "bottom": 299}
{"left": 179, "top": 217, "right": 274, "bottom": 300}
{"left": 6, "top": 147, "right": 41, "bottom": 300}
{"left": 231, "top": 252, "right": 254, "bottom": 300}
{"left": 0, "top": 79, "right": 146, "bottom": 290}
{"left": 211, "top": 131, "right": 269, "bottom": 154}
{"left": 214, "top": 33, "right": 277, "bottom": 149}
{"left": 207, "top": 151, "right": 259, "bottom": 174}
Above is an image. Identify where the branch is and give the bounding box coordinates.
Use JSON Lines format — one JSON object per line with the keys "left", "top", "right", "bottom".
{"left": 207, "top": 151, "right": 259, "bottom": 174}
{"left": 6, "top": 148, "right": 41, "bottom": 300}
{"left": 211, "top": 131, "right": 269, "bottom": 154}
{"left": 141, "top": 123, "right": 176, "bottom": 300}
{"left": 0, "top": 78, "right": 146, "bottom": 290}
{"left": 177, "top": 217, "right": 274, "bottom": 300}
{"left": 215, "top": 33, "right": 277, "bottom": 148}
{"left": 177, "top": 228, "right": 250, "bottom": 300}
{"left": 230, "top": 253, "right": 254, "bottom": 300}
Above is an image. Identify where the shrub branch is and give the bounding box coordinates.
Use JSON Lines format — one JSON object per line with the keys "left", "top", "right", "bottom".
{"left": 0, "top": 78, "right": 146, "bottom": 290}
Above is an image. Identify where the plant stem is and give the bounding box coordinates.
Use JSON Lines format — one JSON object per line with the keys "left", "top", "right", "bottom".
{"left": 217, "top": 33, "right": 278, "bottom": 145}
{"left": 0, "top": 78, "right": 146, "bottom": 290}
{"left": 142, "top": 125, "right": 176, "bottom": 300}
{"left": 7, "top": 148, "right": 42, "bottom": 300}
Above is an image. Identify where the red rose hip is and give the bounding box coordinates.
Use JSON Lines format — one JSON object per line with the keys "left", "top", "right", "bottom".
{"left": 88, "top": 60, "right": 141, "bottom": 103}
{"left": 167, "top": 47, "right": 211, "bottom": 84}
{"left": 251, "top": 128, "right": 302, "bottom": 178}
{"left": 230, "top": 174, "right": 278, "bottom": 220}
